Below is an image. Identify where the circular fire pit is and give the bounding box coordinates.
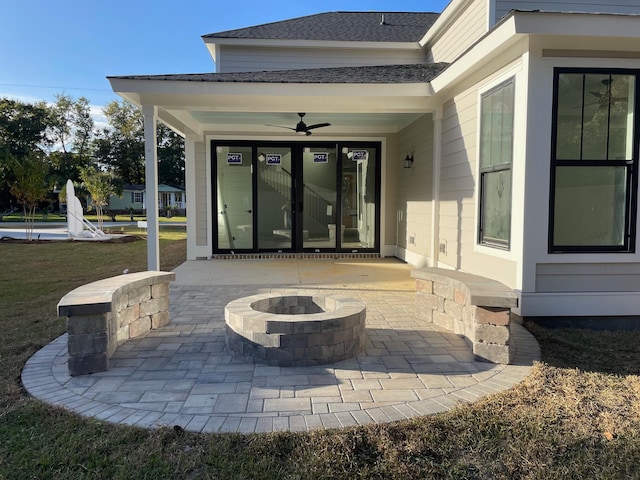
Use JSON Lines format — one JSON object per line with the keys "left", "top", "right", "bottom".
{"left": 225, "top": 293, "right": 366, "bottom": 366}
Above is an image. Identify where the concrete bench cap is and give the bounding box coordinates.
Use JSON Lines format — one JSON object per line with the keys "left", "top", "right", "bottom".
{"left": 57, "top": 271, "right": 175, "bottom": 317}
{"left": 411, "top": 267, "right": 517, "bottom": 308}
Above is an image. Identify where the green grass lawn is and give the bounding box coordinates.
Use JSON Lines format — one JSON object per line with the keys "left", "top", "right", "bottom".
{"left": 0, "top": 237, "right": 639, "bottom": 479}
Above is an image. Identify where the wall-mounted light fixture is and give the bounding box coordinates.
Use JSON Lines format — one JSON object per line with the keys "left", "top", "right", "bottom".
{"left": 403, "top": 152, "right": 414, "bottom": 169}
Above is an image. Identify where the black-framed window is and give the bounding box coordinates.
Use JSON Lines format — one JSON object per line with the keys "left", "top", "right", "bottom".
{"left": 479, "top": 77, "right": 515, "bottom": 248}
{"left": 550, "top": 69, "right": 638, "bottom": 253}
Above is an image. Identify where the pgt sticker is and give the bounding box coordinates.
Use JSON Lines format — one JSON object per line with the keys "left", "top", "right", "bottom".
{"left": 266, "top": 154, "right": 282, "bottom": 165}
{"left": 313, "top": 153, "right": 328, "bottom": 163}
{"left": 351, "top": 150, "right": 368, "bottom": 161}
{"left": 227, "top": 153, "right": 242, "bottom": 164}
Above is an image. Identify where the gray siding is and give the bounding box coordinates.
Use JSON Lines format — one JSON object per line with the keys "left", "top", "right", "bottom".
{"left": 218, "top": 46, "right": 427, "bottom": 73}
{"left": 195, "top": 141, "right": 208, "bottom": 246}
{"left": 536, "top": 263, "right": 640, "bottom": 292}
{"left": 438, "top": 84, "right": 517, "bottom": 287}
{"left": 395, "top": 114, "right": 434, "bottom": 257}
{"left": 428, "top": 0, "right": 488, "bottom": 63}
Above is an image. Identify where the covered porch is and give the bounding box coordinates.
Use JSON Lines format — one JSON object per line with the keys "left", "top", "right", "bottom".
{"left": 108, "top": 64, "right": 448, "bottom": 269}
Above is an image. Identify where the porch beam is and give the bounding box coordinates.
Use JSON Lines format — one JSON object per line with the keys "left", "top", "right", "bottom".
{"left": 142, "top": 105, "right": 160, "bottom": 271}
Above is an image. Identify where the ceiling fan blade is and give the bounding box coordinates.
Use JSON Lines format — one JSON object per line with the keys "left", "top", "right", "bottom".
{"left": 265, "top": 124, "right": 296, "bottom": 131}
{"left": 305, "top": 122, "right": 331, "bottom": 130}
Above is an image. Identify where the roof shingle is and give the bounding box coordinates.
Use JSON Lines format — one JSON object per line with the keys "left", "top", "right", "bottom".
{"left": 109, "top": 63, "right": 450, "bottom": 85}
{"left": 203, "top": 11, "right": 440, "bottom": 43}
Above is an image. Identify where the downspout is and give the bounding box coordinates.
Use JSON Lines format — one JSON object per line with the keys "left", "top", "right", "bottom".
{"left": 142, "top": 105, "right": 160, "bottom": 271}
{"left": 431, "top": 107, "right": 443, "bottom": 267}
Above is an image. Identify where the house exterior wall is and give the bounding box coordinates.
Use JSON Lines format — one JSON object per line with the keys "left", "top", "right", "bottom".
{"left": 186, "top": 138, "right": 211, "bottom": 260}
{"left": 495, "top": 0, "right": 640, "bottom": 23}
{"left": 217, "top": 45, "right": 427, "bottom": 73}
{"left": 427, "top": 0, "right": 488, "bottom": 63}
{"left": 195, "top": 141, "right": 209, "bottom": 248}
{"left": 383, "top": 134, "right": 399, "bottom": 254}
{"left": 108, "top": 192, "right": 144, "bottom": 211}
{"left": 434, "top": 54, "right": 525, "bottom": 289}
{"left": 394, "top": 114, "right": 434, "bottom": 266}
{"left": 519, "top": 38, "right": 640, "bottom": 316}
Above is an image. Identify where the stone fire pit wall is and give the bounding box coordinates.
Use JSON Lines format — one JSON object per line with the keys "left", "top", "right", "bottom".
{"left": 225, "top": 293, "right": 366, "bottom": 367}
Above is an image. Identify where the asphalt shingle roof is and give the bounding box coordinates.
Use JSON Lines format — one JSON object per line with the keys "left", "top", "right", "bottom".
{"left": 110, "top": 63, "right": 450, "bottom": 85}
{"left": 203, "top": 11, "right": 440, "bottom": 43}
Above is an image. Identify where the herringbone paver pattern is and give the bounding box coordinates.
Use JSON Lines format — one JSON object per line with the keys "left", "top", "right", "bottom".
{"left": 22, "top": 259, "right": 539, "bottom": 433}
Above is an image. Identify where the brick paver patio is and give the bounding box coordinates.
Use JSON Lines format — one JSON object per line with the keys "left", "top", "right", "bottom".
{"left": 22, "top": 259, "right": 539, "bottom": 433}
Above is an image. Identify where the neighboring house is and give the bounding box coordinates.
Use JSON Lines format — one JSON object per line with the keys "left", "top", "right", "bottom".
{"left": 109, "top": 0, "right": 640, "bottom": 321}
{"left": 107, "top": 184, "right": 186, "bottom": 211}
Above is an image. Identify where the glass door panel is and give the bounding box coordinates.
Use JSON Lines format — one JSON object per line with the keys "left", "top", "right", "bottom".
{"left": 341, "top": 147, "right": 378, "bottom": 249}
{"left": 257, "top": 146, "right": 293, "bottom": 250}
{"left": 215, "top": 145, "right": 253, "bottom": 250}
{"left": 301, "top": 146, "right": 337, "bottom": 250}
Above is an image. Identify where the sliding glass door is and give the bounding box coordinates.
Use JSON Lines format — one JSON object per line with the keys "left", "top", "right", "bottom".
{"left": 214, "top": 145, "right": 253, "bottom": 250}
{"left": 212, "top": 141, "right": 380, "bottom": 254}
{"left": 257, "top": 145, "right": 293, "bottom": 251}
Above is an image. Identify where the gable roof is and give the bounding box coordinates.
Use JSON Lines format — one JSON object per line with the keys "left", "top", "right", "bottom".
{"left": 110, "top": 63, "right": 450, "bottom": 85}
{"left": 203, "top": 11, "right": 440, "bottom": 43}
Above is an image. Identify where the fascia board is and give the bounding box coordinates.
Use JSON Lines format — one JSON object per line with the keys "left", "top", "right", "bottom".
{"left": 202, "top": 37, "right": 421, "bottom": 51}
{"left": 512, "top": 11, "right": 640, "bottom": 38}
{"left": 110, "top": 77, "right": 433, "bottom": 99}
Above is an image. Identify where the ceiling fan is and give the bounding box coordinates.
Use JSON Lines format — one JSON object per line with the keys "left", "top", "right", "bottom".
{"left": 266, "top": 113, "right": 331, "bottom": 136}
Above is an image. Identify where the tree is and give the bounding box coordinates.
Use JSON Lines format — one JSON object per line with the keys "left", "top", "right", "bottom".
{"left": 157, "top": 124, "right": 185, "bottom": 186}
{"left": 81, "top": 167, "right": 122, "bottom": 230}
{"left": 93, "top": 100, "right": 185, "bottom": 187}
{"left": 9, "top": 154, "right": 51, "bottom": 240}
{"left": 93, "top": 101, "right": 145, "bottom": 185}
{"left": 0, "top": 98, "right": 51, "bottom": 211}
{"left": 48, "top": 94, "right": 95, "bottom": 188}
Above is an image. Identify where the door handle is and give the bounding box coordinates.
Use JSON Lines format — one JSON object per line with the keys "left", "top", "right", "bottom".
{"left": 245, "top": 210, "right": 252, "bottom": 213}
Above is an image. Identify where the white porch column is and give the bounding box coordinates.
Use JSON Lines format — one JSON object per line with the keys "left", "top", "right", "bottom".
{"left": 430, "top": 107, "right": 443, "bottom": 267}
{"left": 142, "top": 105, "right": 160, "bottom": 271}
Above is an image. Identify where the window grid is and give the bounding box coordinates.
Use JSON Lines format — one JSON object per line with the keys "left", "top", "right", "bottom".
{"left": 478, "top": 78, "right": 515, "bottom": 249}
{"left": 549, "top": 68, "right": 639, "bottom": 253}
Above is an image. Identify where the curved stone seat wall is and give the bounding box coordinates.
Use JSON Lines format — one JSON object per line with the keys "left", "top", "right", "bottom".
{"left": 57, "top": 271, "right": 175, "bottom": 376}
{"left": 410, "top": 268, "right": 517, "bottom": 364}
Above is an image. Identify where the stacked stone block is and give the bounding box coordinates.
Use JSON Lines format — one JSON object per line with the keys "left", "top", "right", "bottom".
{"left": 411, "top": 268, "right": 517, "bottom": 364}
{"left": 58, "top": 271, "right": 175, "bottom": 376}
{"left": 225, "top": 293, "right": 366, "bottom": 367}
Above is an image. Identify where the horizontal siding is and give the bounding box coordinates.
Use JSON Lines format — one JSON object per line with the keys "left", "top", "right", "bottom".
{"left": 437, "top": 86, "right": 517, "bottom": 287}
{"left": 218, "top": 46, "right": 428, "bottom": 73}
{"left": 536, "top": 263, "right": 640, "bottom": 292}
{"left": 395, "top": 114, "right": 433, "bottom": 256}
{"left": 384, "top": 135, "right": 399, "bottom": 247}
{"left": 195, "top": 142, "right": 208, "bottom": 247}
{"left": 429, "top": 0, "right": 488, "bottom": 63}
{"left": 496, "top": 0, "right": 640, "bottom": 21}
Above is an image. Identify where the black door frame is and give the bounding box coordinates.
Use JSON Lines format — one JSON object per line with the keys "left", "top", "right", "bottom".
{"left": 211, "top": 139, "right": 381, "bottom": 254}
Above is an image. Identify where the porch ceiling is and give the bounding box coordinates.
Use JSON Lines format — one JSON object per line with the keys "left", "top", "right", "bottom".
{"left": 164, "top": 110, "right": 425, "bottom": 137}
{"left": 109, "top": 73, "right": 439, "bottom": 137}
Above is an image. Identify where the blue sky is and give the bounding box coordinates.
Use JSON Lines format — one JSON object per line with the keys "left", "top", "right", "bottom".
{"left": 1, "top": 0, "right": 449, "bottom": 111}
